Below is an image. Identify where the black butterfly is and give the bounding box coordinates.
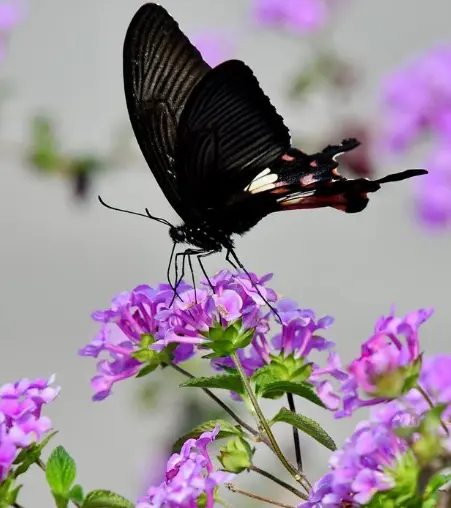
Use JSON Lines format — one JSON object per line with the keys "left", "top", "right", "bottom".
{"left": 100, "top": 3, "right": 427, "bottom": 297}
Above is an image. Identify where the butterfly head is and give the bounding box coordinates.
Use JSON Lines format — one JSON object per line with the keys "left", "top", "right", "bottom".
{"left": 169, "top": 225, "right": 187, "bottom": 244}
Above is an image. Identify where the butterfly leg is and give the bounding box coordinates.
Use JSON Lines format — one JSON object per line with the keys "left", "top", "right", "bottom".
{"left": 226, "top": 249, "right": 281, "bottom": 323}
{"left": 170, "top": 250, "right": 191, "bottom": 306}
{"left": 196, "top": 250, "right": 217, "bottom": 292}
{"left": 166, "top": 242, "right": 177, "bottom": 291}
{"left": 225, "top": 249, "right": 238, "bottom": 271}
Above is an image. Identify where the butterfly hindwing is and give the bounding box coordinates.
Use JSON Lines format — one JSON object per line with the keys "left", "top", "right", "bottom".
{"left": 123, "top": 3, "right": 210, "bottom": 219}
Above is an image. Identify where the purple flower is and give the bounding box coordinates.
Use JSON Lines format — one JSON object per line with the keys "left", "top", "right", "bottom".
{"left": 81, "top": 271, "right": 276, "bottom": 400}
{"left": 137, "top": 426, "right": 234, "bottom": 508}
{"left": 190, "top": 33, "right": 233, "bottom": 67}
{"left": 0, "top": 375, "right": 59, "bottom": 482}
{"left": 335, "top": 307, "right": 433, "bottom": 418}
{"left": 413, "top": 144, "right": 451, "bottom": 228}
{"left": 253, "top": 0, "right": 329, "bottom": 33}
{"left": 382, "top": 46, "right": 451, "bottom": 229}
{"left": 300, "top": 420, "right": 404, "bottom": 507}
{"left": 0, "top": 1, "right": 23, "bottom": 62}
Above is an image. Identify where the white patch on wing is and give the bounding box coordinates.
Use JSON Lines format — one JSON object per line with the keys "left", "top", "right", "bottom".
{"left": 278, "top": 191, "right": 315, "bottom": 203}
{"left": 332, "top": 151, "right": 345, "bottom": 162}
{"left": 245, "top": 168, "right": 278, "bottom": 194}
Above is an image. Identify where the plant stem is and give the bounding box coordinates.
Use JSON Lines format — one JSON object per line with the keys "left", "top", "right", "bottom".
{"left": 287, "top": 393, "right": 303, "bottom": 471}
{"left": 216, "top": 498, "right": 235, "bottom": 508}
{"left": 231, "top": 352, "right": 308, "bottom": 489}
{"left": 226, "top": 484, "right": 297, "bottom": 508}
{"left": 417, "top": 383, "right": 450, "bottom": 435}
{"left": 170, "top": 363, "right": 258, "bottom": 437}
{"left": 249, "top": 464, "right": 307, "bottom": 500}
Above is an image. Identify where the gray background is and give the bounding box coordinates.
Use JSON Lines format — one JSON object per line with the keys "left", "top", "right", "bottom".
{"left": 1, "top": 0, "right": 451, "bottom": 505}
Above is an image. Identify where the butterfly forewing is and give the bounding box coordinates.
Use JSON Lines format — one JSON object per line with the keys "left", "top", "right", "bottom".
{"left": 175, "top": 60, "right": 291, "bottom": 210}
{"left": 123, "top": 3, "right": 211, "bottom": 220}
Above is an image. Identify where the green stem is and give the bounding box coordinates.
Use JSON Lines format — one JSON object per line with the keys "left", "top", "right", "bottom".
{"left": 225, "top": 483, "right": 296, "bottom": 508}
{"left": 231, "top": 352, "right": 308, "bottom": 489}
{"left": 216, "top": 497, "right": 235, "bottom": 508}
{"left": 170, "top": 363, "right": 259, "bottom": 437}
{"left": 417, "top": 383, "right": 450, "bottom": 435}
{"left": 248, "top": 464, "right": 307, "bottom": 500}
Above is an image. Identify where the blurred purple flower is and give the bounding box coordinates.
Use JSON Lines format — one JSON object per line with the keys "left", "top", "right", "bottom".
{"left": 0, "top": 375, "right": 59, "bottom": 481}
{"left": 190, "top": 33, "right": 233, "bottom": 67}
{"left": 382, "top": 46, "right": 451, "bottom": 229}
{"left": 414, "top": 144, "right": 451, "bottom": 228}
{"left": 137, "top": 426, "right": 234, "bottom": 508}
{"left": 253, "top": 0, "right": 329, "bottom": 33}
{"left": 336, "top": 307, "right": 433, "bottom": 418}
{"left": 0, "top": 1, "right": 23, "bottom": 62}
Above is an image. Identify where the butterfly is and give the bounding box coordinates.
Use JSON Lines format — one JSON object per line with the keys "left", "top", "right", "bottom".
{"left": 99, "top": 2, "right": 427, "bottom": 301}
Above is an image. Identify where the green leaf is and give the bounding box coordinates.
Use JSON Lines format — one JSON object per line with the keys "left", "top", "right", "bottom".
{"left": 82, "top": 490, "right": 134, "bottom": 508}
{"left": 271, "top": 407, "right": 336, "bottom": 451}
{"left": 69, "top": 484, "right": 85, "bottom": 504}
{"left": 172, "top": 420, "right": 244, "bottom": 453}
{"left": 46, "top": 446, "right": 77, "bottom": 495}
{"left": 0, "top": 478, "right": 15, "bottom": 508}
{"left": 180, "top": 374, "right": 244, "bottom": 394}
{"left": 135, "top": 363, "right": 158, "bottom": 378}
{"left": 260, "top": 380, "right": 325, "bottom": 407}
{"left": 52, "top": 493, "right": 69, "bottom": 508}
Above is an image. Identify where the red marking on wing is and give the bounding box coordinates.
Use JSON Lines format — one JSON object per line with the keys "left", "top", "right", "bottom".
{"left": 310, "top": 160, "right": 317, "bottom": 167}
{"left": 299, "top": 174, "right": 316, "bottom": 186}
{"left": 281, "top": 153, "right": 295, "bottom": 162}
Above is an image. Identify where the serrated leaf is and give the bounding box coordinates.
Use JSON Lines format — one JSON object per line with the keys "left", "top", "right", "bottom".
{"left": 260, "top": 381, "right": 325, "bottom": 407}
{"left": 180, "top": 374, "right": 244, "bottom": 394}
{"left": 46, "top": 446, "right": 77, "bottom": 495}
{"left": 69, "top": 484, "right": 84, "bottom": 504}
{"left": 82, "top": 489, "right": 134, "bottom": 508}
{"left": 172, "top": 420, "right": 244, "bottom": 453}
{"left": 271, "top": 407, "right": 336, "bottom": 451}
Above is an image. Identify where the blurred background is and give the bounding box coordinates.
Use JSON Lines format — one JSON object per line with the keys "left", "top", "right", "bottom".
{"left": 1, "top": 0, "right": 451, "bottom": 505}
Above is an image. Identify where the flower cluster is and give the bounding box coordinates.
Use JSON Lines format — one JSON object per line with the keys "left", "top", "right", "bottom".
{"left": 137, "top": 426, "right": 233, "bottom": 508}
{"left": 0, "top": 375, "right": 59, "bottom": 481}
{"left": 79, "top": 271, "right": 278, "bottom": 400}
{"left": 80, "top": 270, "right": 343, "bottom": 407}
{"left": 382, "top": 46, "right": 451, "bottom": 228}
{"left": 302, "top": 418, "right": 409, "bottom": 506}
{"left": 335, "top": 307, "right": 433, "bottom": 418}
{"left": 253, "top": 0, "right": 332, "bottom": 33}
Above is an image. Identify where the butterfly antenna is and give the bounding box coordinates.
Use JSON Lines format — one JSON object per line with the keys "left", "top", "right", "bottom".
{"left": 226, "top": 249, "right": 282, "bottom": 324}
{"left": 97, "top": 195, "right": 174, "bottom": 227}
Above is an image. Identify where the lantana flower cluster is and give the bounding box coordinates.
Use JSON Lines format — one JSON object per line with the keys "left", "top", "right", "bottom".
{"left": 80, "top": 269, "right": 450, "bottom": 506}
{"left": 79, "top": 270, "right": 343, "bottom": 407}
{"left": 137, "top": 426, "right": 233, "bottom": 508}
{"left": 0, "top": 375, "right": 59, "bottom": 481}
{"left": 383, "top": 46, "right": 451, "bottom": 228}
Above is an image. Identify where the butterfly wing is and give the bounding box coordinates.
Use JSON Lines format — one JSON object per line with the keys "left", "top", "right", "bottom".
{"left": 240, "top": 139, "right": 428, "bottom": 218}
{"left": 123, "top": 3, "right": 211, "bottom": 219}
{"left": 174, "top": 60, "right": 291, "bottom": 211}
